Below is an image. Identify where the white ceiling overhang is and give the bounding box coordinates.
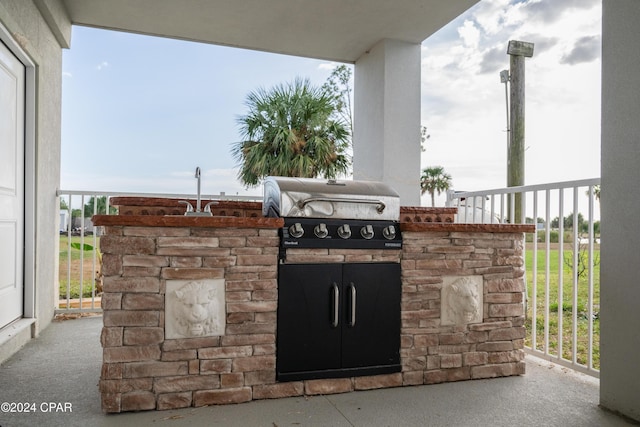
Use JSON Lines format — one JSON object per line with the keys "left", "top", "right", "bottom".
{"left": 61, "top": 0, "right": 478, "bottom": 62}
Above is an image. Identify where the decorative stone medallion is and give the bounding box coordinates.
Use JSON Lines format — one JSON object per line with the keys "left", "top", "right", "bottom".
{"left": 441, "top": 275, "right": 483, "bottom": 326}
{"left": 165, "top": 279, "right": 225, "bottom": 339}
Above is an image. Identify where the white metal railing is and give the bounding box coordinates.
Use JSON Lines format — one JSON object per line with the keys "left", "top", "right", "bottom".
{"left": 57, "top": 183, "right": 601, "bottom": 376}
{"left": 55, "top": 190, "right": 261, "bottom": 314}
{"left": 446, "top": 178, "right": 601, "bottom": 377}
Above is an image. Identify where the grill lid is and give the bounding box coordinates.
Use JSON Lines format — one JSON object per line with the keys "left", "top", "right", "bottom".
{"left": 263, "top": 176, "right": 400, "bottom": 221}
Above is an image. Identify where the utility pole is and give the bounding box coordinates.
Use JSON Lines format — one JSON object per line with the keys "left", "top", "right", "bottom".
{"left": 506, "top": 40, "right": 534, "bottom": 223}
{"left": 499, "top": 70, "right": 510, "bottom": 183}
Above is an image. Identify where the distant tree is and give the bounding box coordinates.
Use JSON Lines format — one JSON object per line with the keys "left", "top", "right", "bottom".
{"left": 323, "top": 67, "right": 432, "bottom": 156}
{"left": 587, "top": 184, "right": 600, "bottom": 201}
{"left": 526, "top": 217, "right": 545, "bottom": 225}
{"left": 71, "top": 208, "right": 82, "bottom": 219}
{"left": 552, "top": 212, "right": 586, "bottom": 230}
{"left": 322, "top": 65, "right": 353, "bottom": 137}
{"left": 420, "top": 166, "right": 452, "bottom": 207}
{"left": 60, "top": 198, "right": 69, "bottom": 210}
{"left": 233, "top": 78, "right": 350, "bottom": 187}
{"left": 564, "top": 212, "right": 585, "bottom": 230}
{"left": 83, "top": 196, "right": 117, "bottom": 217}
{"left": 420, "top": 126, "right": 430, "bottom": 152}
{"left": 564, "top": 235, "right": 600, "bottom": 278}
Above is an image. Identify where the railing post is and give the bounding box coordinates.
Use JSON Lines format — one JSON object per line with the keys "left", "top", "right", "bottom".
{"left": 445, "top": 190, "right": 454, "bottom": 207}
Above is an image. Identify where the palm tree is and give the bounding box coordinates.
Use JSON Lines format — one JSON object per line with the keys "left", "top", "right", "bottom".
{"left": 590, "top": 184, "right": 600, "bottom": 201}
{"left": 83, "top": 196, "right": 117, "bottom": 217}
{"left": 420, "top": 166, "right": 452, "bottom": 207}
{"left": 232, "top": 78, "right": 350, "bottom": 187}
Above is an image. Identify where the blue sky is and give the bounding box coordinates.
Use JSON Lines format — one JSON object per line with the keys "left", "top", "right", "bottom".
{"left": 61, "top": 30, "right": 339, "bottom": 197}
{"left": 61, "top": 0, "right": 602, "bottom": 205}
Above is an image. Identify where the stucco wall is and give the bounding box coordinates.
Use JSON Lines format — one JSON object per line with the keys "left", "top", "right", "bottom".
{"left": 600, "top": 0, "right": 640, "bottom": 422}
{"left": 0, "top": 0, "right": 70, "bottom": 342}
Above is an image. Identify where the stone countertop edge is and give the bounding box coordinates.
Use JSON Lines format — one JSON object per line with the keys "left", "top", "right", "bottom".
{"left": 110, "top": 197, "right": 262, "bottom": 208}
{"left": 92, "top": 214, "right": 284, "bottom": 228}
{"left": 93, "top": 214, "right": 534, "bottom": 233}
{"left": 400, "top": 222, "right": 535, "bottom": 233}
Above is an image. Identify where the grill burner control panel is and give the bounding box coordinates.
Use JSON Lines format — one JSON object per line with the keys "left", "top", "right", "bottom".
{"left": 281, "top": 218, "right": 402, "bottom": 250}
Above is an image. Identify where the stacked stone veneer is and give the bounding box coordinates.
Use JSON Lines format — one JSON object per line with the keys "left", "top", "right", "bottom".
{"left": 96, "top": 213, "right": 531, "bottom": 413}
{"left": 98, "top": 223, "right": 281, "bottom": 412}
{"left": 400, "top": 229, "right": 526, "bottom": 385}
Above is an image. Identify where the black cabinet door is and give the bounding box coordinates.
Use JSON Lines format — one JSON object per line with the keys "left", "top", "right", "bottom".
{"left": 341, "top": 263, "right": 401, "bottom": 368}
{"left": 277, "top": 264, "right": 342, "bottom": 376}
{"left": 277, "top": 262, "right": 401, "bottom": 381}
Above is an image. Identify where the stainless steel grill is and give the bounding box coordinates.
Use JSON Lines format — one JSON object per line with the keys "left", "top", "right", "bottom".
{"left": 268, "top": 176, "right": 403, "bottom": 381}
{"left": 263, "top": 176, "right": 402, "bottom": 250}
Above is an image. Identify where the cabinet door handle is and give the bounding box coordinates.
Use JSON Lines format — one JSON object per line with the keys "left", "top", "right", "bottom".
{"left": 332, "top": 283, "right": 339, "bottom": 328}
{"left": 349, "top": 282, "right": 356, "bottom": 327}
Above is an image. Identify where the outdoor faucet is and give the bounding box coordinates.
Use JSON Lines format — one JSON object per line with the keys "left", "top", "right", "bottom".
{"left": 179, "top": 166, "right": 217, "bottom": 216}
{"left": 195, "top": 166, "right": 202, "bottom": 213}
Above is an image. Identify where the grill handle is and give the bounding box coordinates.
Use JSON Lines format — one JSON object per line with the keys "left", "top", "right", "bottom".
{"left": 349, "top": 283, "right": 356, "bottom": 327}
{"left": 332, "top": 283, "right": 339, "bottom": 328}
{"left": 296, "top": 197, "right": 386, "bottom": 214}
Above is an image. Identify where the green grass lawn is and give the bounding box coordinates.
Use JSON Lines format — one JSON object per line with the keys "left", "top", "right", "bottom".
{"left": 59, "top": 235, "right": 101, "bottom": 299}
{"left": 525, "top": 245, "right": 600, "bottom": 369}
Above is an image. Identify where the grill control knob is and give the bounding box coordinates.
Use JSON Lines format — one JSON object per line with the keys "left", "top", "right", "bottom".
{"left": 360, "top": 224, "right": 375, "bottom": 240}
{"left": 289, "top": 222, "right": 304, "bottom": 238}
{"left": 382, "top": 225, "right": 397, "bottom": 240}
{"left": 314, "top": 223, "right": 329, "bottom": 238}
{"left": 337, "top": 224, "right": 352, "bottom": 239}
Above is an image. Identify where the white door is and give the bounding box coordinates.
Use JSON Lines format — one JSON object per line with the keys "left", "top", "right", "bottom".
{"left": 0, "top": 40, "right": 25, "bottom": 328}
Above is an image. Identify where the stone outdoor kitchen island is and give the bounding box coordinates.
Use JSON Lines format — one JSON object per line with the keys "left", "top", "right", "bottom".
{"left": 94, "top": 198, "right": 533, "bottom": 413}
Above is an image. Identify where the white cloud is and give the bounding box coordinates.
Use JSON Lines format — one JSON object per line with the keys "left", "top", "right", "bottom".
{"left": 458, "top": 20, "right": 481, "bottom": 49}
{"left": 420, "top": 0, "right": 602, "bottom": 193}
{"left": 62, "top": 71, "right": 73, "bottom": 78}
{"left": 318, "top": 62, "right": 338, "bottom": 70}
{"left": 96, "top": 61, "right": 109, "bottom": 71}
{"left": 560, "top": 35, "right": 601, "bottom": 65}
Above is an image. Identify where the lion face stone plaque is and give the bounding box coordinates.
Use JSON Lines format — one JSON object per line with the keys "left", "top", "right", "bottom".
{"left": 441, "top": 275, "right": 483, "bottom": 326}
{"left": 165, "top": 279, "right": 226, "bottom": 339}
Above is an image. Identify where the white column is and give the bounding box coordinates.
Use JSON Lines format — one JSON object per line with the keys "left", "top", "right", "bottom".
{"left": 600, "top": 0, "right": 640, "bottom": 422}
{"left": 353, "top": 39, "right": 421, "bottom": 206}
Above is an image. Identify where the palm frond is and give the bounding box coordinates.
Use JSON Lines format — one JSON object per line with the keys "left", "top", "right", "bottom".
{"left": 233, "top": 78, "right": 351, "bottom": 187}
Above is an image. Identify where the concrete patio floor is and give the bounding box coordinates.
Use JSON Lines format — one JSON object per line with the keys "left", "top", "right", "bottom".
{"left": 0, "top": 315, "right": 634, "bottom": 427}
